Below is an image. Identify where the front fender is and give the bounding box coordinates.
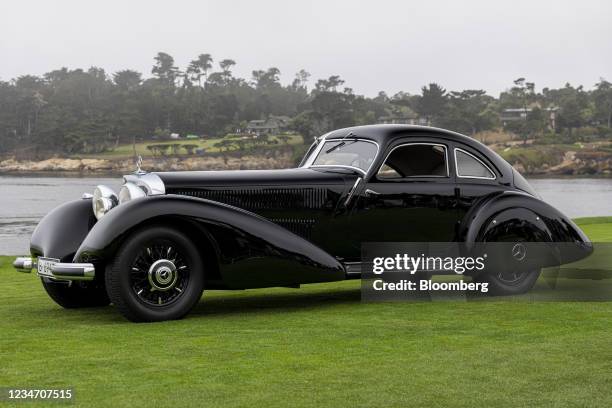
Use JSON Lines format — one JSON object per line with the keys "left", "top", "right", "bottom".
{"left": 74, "top": 195, "right": 345, "bottom": 289}
{"left": 30, "top": 198, "right": 97, "bottom": 262}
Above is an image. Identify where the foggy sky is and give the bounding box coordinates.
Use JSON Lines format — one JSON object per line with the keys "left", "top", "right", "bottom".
{"left": 1, "top": 0, "right": 610, "bottom": 96}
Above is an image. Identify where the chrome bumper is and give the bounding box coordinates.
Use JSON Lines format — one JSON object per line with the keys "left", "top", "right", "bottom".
{"left": 13, "top": 257, "right": 95, "bottom": 281}
{"left": 13, "top": 257, "right": 34, "bottom": 272}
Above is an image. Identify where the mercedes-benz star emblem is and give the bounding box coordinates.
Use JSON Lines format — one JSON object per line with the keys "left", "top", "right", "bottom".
{"left": 512, "top": 243, "right": 527, "bottom": 261}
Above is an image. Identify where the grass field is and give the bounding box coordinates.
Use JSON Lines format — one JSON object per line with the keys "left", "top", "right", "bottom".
{"left": 75, "top": 134, "right": 303, "bottom": 159}
{"left": 1, "top": 219, "right": 612, "bottom": 407}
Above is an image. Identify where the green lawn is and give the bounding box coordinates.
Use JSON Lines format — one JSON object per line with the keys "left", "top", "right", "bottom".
{"left": 75, "top": 134, "right": 303, "bottom": 159}
{"left": 1, "top": 219, "right": 612, "bottom": 407}
{"left": 575, "top": 216, "right": 612, "bottom": 242}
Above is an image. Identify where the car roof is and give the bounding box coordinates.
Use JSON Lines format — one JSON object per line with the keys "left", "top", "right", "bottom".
{"left": 325, "top": 124, "right": 476, "bottom": 146}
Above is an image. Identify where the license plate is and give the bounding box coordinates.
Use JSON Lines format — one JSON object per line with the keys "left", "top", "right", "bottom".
{"left": 37, "top": 257, "right": 59, "bottom": 277}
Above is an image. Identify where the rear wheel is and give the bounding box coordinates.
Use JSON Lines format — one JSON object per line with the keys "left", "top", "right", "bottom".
{"left": 105, "top": 225, "right": 204, "bottom": 322}
{"left": 474, "top": 232, "right": 542, "bottom": 296}
{"left": 41, "top": 278, "right": 110, "bottom": 308}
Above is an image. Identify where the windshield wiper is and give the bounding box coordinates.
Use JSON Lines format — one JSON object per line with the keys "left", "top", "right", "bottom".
{"left": 324, "top": 132, "right": 357, "bottom": 154}
{"left": 325, "top": 141, "right": 345, "bottom": 154}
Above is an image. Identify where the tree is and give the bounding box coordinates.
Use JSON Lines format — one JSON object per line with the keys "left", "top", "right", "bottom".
{"left": 416, "top": 83, "right": 447, "bottom": 125}
{"left": 315, "top": 75, "right": 344, "bottom": 92}
{"left": 443, "top": 90, "right": 497, "bottom": 135}
{"left": 169, "top": 143, "right": 181, "bottom": 155}
{"left": 500, "top": 78, "right": 538, "bottom": 142}
{"left": 291, "top": 69, "right": 310, "bottom": 90}
{"left": 252, "top": 67, "right": 281, "bottom": 89}
{"left": 219, "top": 59, "right": 236, "bottom": 84}
{"left": 593, "top": 79, "right": 612, "bottom": 128}
{"left": 186, "top": 54, "right": 213, "bottom": 87}
{"left": 2, "top": 52, "right": 610, "bottom": 160}
{"left": 113, "top": 70, "right": 142, "bottom": 90}
{"left": 152, "top": 52, "right": 179, "bottom": 85}
{"left": 555, "top": 84, "right": 590, "bottom": 138}
{"left": 182, "top": 144, "right": 199, "bottom": 155}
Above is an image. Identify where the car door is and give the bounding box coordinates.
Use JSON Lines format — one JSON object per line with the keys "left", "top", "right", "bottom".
{"left": 349, "top": 140, "right": 460, "bottom": 251}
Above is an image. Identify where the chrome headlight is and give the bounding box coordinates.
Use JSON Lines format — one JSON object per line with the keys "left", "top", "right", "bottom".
{"left": 92, "top": 185, "right": 118, "bottom": 220}
{"left": 119, "top": 182, "right": 147, "bottom": 204}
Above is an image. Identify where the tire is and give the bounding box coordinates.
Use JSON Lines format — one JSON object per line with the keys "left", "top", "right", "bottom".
{"left": 475, "top": 267, "right": 541, "bottom": 296}
{"left": 474, "top": 229, "right": 544, "bottom": 296}
{"left": 42, "top": 278, "right": 110, "bottom": 308}
{"left": 105, "top": 225, "right": 204, "bottom": 322}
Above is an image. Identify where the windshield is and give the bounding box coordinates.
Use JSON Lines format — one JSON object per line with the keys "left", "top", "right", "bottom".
{"left": 310, "top": 140, "right": 378, "bottom": 173}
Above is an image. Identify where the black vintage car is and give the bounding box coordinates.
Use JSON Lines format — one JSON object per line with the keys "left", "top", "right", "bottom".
{"left": 14, "top": 125, "right": 591, "bottom": 321}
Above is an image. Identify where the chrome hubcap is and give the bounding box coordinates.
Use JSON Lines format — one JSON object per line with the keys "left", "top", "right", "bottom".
{"left": 511, "top": 243, "right": 527, "bottom": 261}
{"left": 498, "top": 242, "right": 528, "bottom": 283}
{"left": 148, "top": 259, "right": 178, "bottom": 291}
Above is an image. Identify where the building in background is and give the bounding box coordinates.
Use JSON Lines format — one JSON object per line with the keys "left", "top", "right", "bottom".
{"left": 246, "top": 115, "right": 291, "bottom": 135}
{"left": 500, "top": 107, "right": 558, "bottom": 130}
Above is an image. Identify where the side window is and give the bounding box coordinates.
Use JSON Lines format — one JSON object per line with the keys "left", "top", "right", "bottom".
{"left": 377, "top": 144, "right": 448, "bottom": 179}
{"left": 455, "top": 149, "right": 495, "bottom": 179}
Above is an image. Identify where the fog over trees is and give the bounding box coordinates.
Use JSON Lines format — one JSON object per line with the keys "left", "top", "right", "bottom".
{"left": 1, "top": 52, "right": 611, "bottom": 157}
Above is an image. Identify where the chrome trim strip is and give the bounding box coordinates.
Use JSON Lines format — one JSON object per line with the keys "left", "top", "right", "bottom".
{"left": 309, "top": 164, "right": 367, "bottom": 175}
{"left": 344, "top": 177, "right": 363, "bottom": 206}
{"left": 124, "top": 173, "right": 166, "bottom": 195}
{"left": 376, "top": 142, "right": 450, "bottom": 179}
{"left": 454, "top": 148, "right": 496, "bottom": 180}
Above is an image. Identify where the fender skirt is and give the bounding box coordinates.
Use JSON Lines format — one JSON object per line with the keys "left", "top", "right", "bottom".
{"left": 459, "top": 191, "right": 592, "bottom": 265}
{"left": 74, "top": 195, "right": 345, "bottom": 289}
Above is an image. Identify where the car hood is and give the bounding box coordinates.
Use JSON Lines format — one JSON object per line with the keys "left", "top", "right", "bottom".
{"left": 155, "top": 167, "right": 353, "bottom": 190}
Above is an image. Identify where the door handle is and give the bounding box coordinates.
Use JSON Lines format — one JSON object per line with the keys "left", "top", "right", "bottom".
{"left": 364, "top": 189, "right": 380, "bottom": 197}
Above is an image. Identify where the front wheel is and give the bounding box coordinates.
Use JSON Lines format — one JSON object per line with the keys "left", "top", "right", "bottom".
{"left": 105, "top": 225, "right": 204, "bottom": 322}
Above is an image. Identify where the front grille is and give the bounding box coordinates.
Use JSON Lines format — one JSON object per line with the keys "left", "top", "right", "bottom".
{"left": 269, "top": 218, "right": 316, "bottom": 239}
{"left": 167, "top": 187, "right": 324, "bottom": 239}
{"left": 168, "top": 188, "right": 328, "bottom": 211}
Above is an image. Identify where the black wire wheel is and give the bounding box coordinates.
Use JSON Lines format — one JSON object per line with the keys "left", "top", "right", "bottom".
{"left": 106, "top": 225, "right": 204, "bottom": 322}
{"left": 130, "top": 243, "right": 190, "bottom": 307}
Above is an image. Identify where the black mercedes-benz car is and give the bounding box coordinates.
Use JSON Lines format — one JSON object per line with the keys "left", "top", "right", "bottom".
{"left": 14, "top": 125, "right": 591, "bottom": 321}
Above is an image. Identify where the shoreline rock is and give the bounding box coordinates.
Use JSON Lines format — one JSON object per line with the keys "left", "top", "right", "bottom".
{"left": 0, "top": 152, "right": 296, "bottom": 175}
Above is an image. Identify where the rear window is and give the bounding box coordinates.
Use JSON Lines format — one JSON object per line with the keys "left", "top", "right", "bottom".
{"left": 455, "top": 149, "right": 495, "bottom": 179}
